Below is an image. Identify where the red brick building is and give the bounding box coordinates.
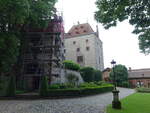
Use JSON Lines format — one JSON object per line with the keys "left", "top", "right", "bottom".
{"left": 128, "top": 68, "right": 150, "bottom": 88}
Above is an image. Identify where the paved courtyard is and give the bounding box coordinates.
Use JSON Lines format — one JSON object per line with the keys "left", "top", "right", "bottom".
{"left": 0, "top": 88, "right": 135, "bottom": 113}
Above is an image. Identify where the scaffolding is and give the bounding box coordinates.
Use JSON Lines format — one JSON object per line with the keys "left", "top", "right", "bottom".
{"left": 22, "top": 15, "right": 65, "bottom": 90}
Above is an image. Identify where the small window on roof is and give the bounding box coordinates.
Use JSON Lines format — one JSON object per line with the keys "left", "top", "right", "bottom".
{"left": 80, "top": 26, "right": 84, "bottom": 28}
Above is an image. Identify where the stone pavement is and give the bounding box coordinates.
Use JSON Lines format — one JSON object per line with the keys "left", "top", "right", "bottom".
{"left": 0, "top": 88, "right": 135, "bottom": 113}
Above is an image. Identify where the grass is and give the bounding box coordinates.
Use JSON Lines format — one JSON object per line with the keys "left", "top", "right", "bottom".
{"left": 107, "top": 93, "right": 150, "bottom": 113}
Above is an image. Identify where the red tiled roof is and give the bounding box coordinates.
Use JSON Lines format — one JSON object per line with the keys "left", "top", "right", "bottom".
{"left": 65, "top": 23, "right": 94, "bottom": 38}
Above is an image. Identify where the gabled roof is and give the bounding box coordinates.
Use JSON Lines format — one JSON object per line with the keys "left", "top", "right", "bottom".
{"left": 65, "top": 23, "right": 95, "bottom": 38}
{"left": 128, "top": 68, "right": 150, "bottom": 78}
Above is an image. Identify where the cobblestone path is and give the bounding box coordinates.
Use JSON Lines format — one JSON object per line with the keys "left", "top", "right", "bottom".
{"left": 0, "top": 88, "right": 135, "bottom": 113}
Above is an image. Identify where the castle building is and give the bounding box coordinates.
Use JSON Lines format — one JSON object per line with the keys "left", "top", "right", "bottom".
{"left": 64, "top": 23, "right": 104, "bottom": 71}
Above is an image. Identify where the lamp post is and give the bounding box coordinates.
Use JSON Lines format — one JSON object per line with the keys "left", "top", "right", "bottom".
{"left": 111, "top": 60, "right": 121, "bottom": 109}
{"left": 111, "top": 60, "right": 116, "bottom": 90}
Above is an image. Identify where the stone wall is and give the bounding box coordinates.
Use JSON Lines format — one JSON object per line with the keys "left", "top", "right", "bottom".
{"left": 51, "top": 68, "right": 84, "bottom": 84}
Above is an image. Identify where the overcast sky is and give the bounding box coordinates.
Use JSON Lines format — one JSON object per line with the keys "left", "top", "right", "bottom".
{"left": 55, "top": 0, "right": 150, "bottom": 69}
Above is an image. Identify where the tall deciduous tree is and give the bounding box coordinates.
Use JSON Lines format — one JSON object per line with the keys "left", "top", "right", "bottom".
{"left": 95, "top": 0, "right": 150, "bottom": 54}
{"left": 110, "top": 64, "right": 128, "bottom": 86}
{"left": 0, "top": 0, "right": 57, "bottom": 76}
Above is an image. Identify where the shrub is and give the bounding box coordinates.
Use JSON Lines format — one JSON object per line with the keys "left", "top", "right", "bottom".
{"left": 79, "top": 82, "right": 98, "bottom": 88}
{"left": 80, "top": 67, "right": 95, "bottom": 82}
{"left": 66, "top": 73, "right": 79, "bottom": 87}
{"left": 136, "top": 87, "right": 150, "bottom": 93}
{"left": 121, "top": 81, "right": 130, "bottom": 88}
{"left": 63, "top": 60, "right": 80, "bottom": 71}
{"left": 39, "top": 76, "right": 48, "bottom": 97}
{"left": 49, "top": 84, "right": 60, "bottom": 89}
{"left": 5, "top": 76, "right": 16, "bottom": 97}
{"left": 47, "top": 85, "right": 113, "bottom": 97}
{"left": 93, "top": 70, "right": 102, "bottom": 81}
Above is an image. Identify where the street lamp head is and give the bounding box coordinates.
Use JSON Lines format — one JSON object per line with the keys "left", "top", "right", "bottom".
{"left": 111, "top": 59, "right": 116, "bottom": 65}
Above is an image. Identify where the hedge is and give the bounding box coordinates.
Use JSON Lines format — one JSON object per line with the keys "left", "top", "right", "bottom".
{"left": 136, "top": 87, "right": 150, "bottom": 93}
{"left": 63, "top": 60, "right": 80, "bottom": 71}
{"left": 47, "top": 85, "right": 113, "bottom": 97}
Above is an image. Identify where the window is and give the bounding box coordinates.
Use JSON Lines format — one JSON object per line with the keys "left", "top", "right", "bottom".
{"left": 76, "top": 31, "right": 79, "bottom": 34}
{"left": 75, "top": 27, "right": 78, "bottom": 30}
{"left": 86, "top": 46, "right": 90, "bottom": 51}
{"left": 86, "top": 39, "right": 88, "bottom": 42}
{"left": 83, "top": 30, "right": 87, "bottom": 32}
{"left": 62, "top": 42, "right": 64, "bottom": 46}
{"left": 80, "top": 26, "right": 84, "bottom": 28}
{"left": 77, "top": 48, "right": 80, "bottom": 52}
{"left": 77, "top": 56, "right": 83, "bottom": 63}
{"left": 73, "top": 41, "right": 76, "bottom": 44}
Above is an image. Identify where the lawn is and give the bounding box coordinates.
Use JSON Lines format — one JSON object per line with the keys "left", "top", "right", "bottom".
{"left": 107, "top": 93, "right": 150, "bottom": 113}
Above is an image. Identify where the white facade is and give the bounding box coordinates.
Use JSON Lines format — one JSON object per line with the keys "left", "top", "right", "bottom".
{"left": 64, "top": 33, "right": 104, "bottom": 71}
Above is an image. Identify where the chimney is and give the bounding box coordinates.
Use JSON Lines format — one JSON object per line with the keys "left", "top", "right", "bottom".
{"left": 96, "top": 25, "right": 99, "bottom": 37}
{"left": 129, "top": 67, "right": 132, "bottom": 72}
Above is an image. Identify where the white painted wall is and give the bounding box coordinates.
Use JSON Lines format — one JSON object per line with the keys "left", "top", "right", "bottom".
{"left": 64, "top": 33, "right": 104, "bottom": 71}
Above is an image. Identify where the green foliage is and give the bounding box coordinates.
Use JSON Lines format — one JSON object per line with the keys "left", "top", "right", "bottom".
{"left": 5, "top": 76, "right": 16, "bottom": 97}
{"left": 79, "top": 82, "right": 98, "bottom": 88}
{"left": 121, "top": 81, "right": 130, "bottom": 88}
{"left": 95, "top": 0, "right": 150, "bottom": 54}
{"left": 80, "top": 67, "right": 95, "bottom": 82}
{"left": 0, "top": 76, "right": 9, "bottom": 96}
{"left": 93, "top": 70, "right": 102, "bottom": 81}
{"left": 47, "top": 85, "right": 113, "bottom": 97}
{"left": 80, "top": 67, "right": 102, "bottom": 82}
{"left": 107, "top": 93, "right": 150, "bottom": 113}
{"left": 49, "top": 84, "right": 60, "bottom": 89}
{"left": 63, "top": 60, "right": 80, "bottom": 71}
{"left": 0, "top": 0, "right": 57, "bottom": 76}
{"left": 110, "top": 64, "right": 128, "bottom": 86}
{"left": 136, "top": 87, "right": 150, "bottom": 93}
{"left": 0, "top": 33, "right": 19, "bottom": 74}
{"left": 27, "top": 0, "right": 57, "bottom": 29}
{"left": 39, "top": 76, "right": 48, "bottom": 97}
{"left": 66, "top": 73, "right": 79, "bottom": 87}
{"left": 0, "top": 0, "right": 30, "bottom": 32}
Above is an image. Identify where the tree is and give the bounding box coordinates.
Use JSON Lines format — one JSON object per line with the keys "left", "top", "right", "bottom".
{"left": 0, "top": 0, "right": 57, "bottom": 76}
{"left": 5, "top": 75, "right": 16, "bottom": 97}
{"left": 94, "top": 70, "right": 102, "bottom": 81}
{"left": 66, "top": 73, "right": 79, "bottom": 87}
{"left": 39, "top": 76, "right": 48, "bottom": 97}
{"left": 110, "top": 64, "right": 128, "bottom": 86}
{"left": 95, "top": 0, "right": 150, "bottom": 54}
{"left": 80, "top": 67, "right": 95, "bottom": 82}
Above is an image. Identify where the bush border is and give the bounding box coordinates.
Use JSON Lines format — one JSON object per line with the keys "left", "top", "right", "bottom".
{"left": 47, "top": 85, "right": 113, "bottom": 97}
